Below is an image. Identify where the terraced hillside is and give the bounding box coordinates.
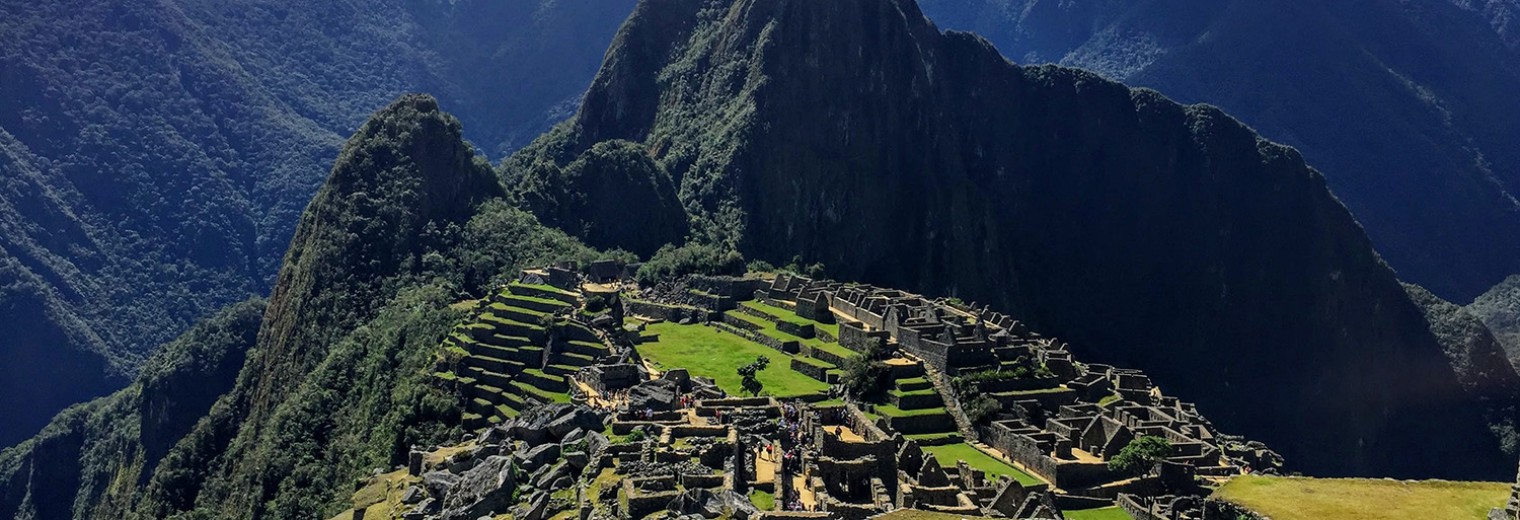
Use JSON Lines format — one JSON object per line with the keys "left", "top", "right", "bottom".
{"left": 434, "top": 282, "right": 609, "bottom": 428}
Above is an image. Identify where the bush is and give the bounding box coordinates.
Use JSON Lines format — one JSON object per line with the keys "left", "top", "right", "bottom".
{"left": 963, "top": 395, "right": 1002, "bottom": 425}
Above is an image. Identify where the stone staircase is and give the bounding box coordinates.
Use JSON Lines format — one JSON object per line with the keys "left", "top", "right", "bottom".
{"left": 435, "top": 283, "right": 607, "bottom": 430}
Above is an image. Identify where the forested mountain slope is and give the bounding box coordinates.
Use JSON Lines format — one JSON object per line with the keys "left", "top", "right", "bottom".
{"left": 1, "top": 95, "right": 613, "bottom": 520}
{"left": 0, "top": 298, "right": 264, "bottom": 520}
{"left": 506, "top": 0, "right": 1520, "bottom": 479}
{"left": 915, "top": 0, "right": 1520, "bottom": 303}
{"left": 0, "top": 0, "right": 635, "bottom": 447}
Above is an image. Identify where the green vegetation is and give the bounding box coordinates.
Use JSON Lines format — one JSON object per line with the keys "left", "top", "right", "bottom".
{"left": 500, "top": 0, "right": 1520, "bottom": 480}
{"left": 742, "top": 301, "right": 810, "bottom": 326}
{"left": 748, "top": 489, "right": 776, "bottom": 511}
{"left": 0, "top": 0, "right": 638, "bottom": 449}
{"left": 874, "top": 404, "right": 949, "bottom": 417}
{"left": 612, "top": 429, "right": 648, "bottom": 445}
{"left": 634, "top": 242, "right": 747, "bottom": 284}
{"left": 1109, "top": 436, "right": 1174, "bottom": 476}
{"left": 637, "top": 322, "right": 828, "bottom": 397}
{"left": 840, "top": 340, "right": 890, "bottom": 400}
{"left": 962, "top": 395, "right": 1002, "bottom": 425}
{"left": 1213, "top": 475, "right": 1509, "bottom": 520}
{"left": 0, "top": 97, "right": 609, "bottom": 520}
{"left": 0, "top": 298, "right": 267, "bottom": 520}
{"left": 738, "top": 356, "right": 772, "bottom": 396}
{"left": 1062, "top": 506, "right": 1134, "bottom": 520}
{"left": 922, "top": 444, "right": 1043, "bottom": 487}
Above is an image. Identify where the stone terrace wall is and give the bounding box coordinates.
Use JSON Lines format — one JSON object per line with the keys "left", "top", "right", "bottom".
{"left": 627, "top": 300, "right": 699, "bottom": 322}
{"left": 791, "top": 358, "right": 832, "bottom": 382}
{"left": 714, "top": 322, "right": 800, "bottom": 354}
{"left": 1202, "top": 498, "right": 1269, "bottom": 520}
{"left": 838, "top": 322, "right": 887, "bottom": 354}
{"left": 1118, "top": 495, "right": 1164, "bottom": 520}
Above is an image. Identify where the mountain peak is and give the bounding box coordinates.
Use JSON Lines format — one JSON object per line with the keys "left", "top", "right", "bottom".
{"left": 507, "top": 0, "right": 1518, "bottom": 479}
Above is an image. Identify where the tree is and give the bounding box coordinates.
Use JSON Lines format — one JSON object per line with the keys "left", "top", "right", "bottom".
{"left": 1108, "top": 436, "right": 1173, "bottom": 476}
{"left": 738, "top": 356, "right": 771, "bottom": 396}
{"left": 840, "top": 340, "right": 891, "bottom": 400}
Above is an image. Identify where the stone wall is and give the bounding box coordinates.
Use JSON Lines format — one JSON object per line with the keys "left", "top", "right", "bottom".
{"left": 791, "top": 358, "right": 833, "bottom": 383}
{"left": 688, "top": 275, "right": 768, "bottom": 299}
{"left": 804, "top": 345, "right": 851, "bottom": 367}
{"left": 777, "top": 320, "right": 816, "bottom": 339}
{"left": 838, "top": 322, "right": 887, "bottom": 354}
{"left": 890, "top": 391, "right": 944, "bottom": 410}
{"left": 979, "top": 421, "right": 1118, "bottom": 489}
{"left": 627, "top": 300, "right": 699, "bottom": 322}
{"left": 714, "top": 322, "right": 800, "bottom": 354}
{"left": 1202, "top": 498, "right": 1269, "bottom": 520}
{"left": 1118, "top": 495, "right": 1165, "bottom": 520}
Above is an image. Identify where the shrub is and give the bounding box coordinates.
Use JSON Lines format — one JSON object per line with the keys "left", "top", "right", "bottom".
{"left": 964, "top": 395, "right": 1002, "bottom": 425}
{"left": 635, "top": 242, "right": 746, "bottom": 284}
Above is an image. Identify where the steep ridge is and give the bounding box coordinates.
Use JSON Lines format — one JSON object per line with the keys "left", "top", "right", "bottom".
{"left": 0, "top": 0, "right": 636, "bottom": 447}
{"left": 0, "top": 298, "right": 264, "bottom": 520}
{"left": 1471, "top": 275, "right": 1520, "bottom": 370}
{"left": 507, "top": 0, "right": 1518, "bottom": 479}
{"left": 165, "top": 94, "right": 502, "bottom": 518}
{"left": 915, "top": 0, "right": 1520, "bottom": 302}
{"left": 86, "top": 95, "right": 604, "bottom": 520}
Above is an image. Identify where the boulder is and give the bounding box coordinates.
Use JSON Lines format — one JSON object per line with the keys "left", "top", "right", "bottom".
{"left": 401, "top": 485, "right": 425, "bottom": 504}
{"left": 666, "top": 488, "right": 722, "bottom": 519}
{"left": 480, "top": 424, "right": 512, "bottom": 445}
{"left": 422, "top": 471, "right": 460, "bottom": 498}
{"left": 510, "top": 404, "right": 605, "bottom": 444}
{"left": 628, "top": 379, "right": 679, "bottom": 412}
{"left": 717, "top": 490, "right": 760, "bottom": 520}
{"left": 515, "top": 443, "right": 561, "bottom": 474}
{"left": 439, "top": 455, "right": 518, "bottom": 520}
{"left": 517, "top": 490, "right": 553, "bottom": 520}
{"left": 547, "top": 409, "right": 604, "bottom": 440}
{"left": 564, "top": 451, "right": 590, "bottom": 470}
{"left": 562, "top": 427, "right": 588, "bottom": 445}
{"left": 585, "top": 431, "right": 610, "bottom": 458}
{"left": 532, "top": 460, "right": 573, "bottom": 489}
{"left": 661, "top": 369, "right": 691, "bottom": 390}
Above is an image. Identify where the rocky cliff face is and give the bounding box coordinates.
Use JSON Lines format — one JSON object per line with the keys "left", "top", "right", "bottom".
{"left": 915, "top": 0, "right": 1520, "bottom": 303}
{"left": 509, "top": 0, "right": 1517, "bottom": 479}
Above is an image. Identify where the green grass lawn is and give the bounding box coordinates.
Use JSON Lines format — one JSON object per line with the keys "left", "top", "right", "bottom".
{"left": 1214, "top": 475, "right": 1508, "bottom": 520}
{"left": 638, "top": 322, "right": 828, "bottom": 397}
{"left": 1063, "top": 507, "right": 1133, "bottom": 520}
{"left": 743, "top": 301, "right": 811, "bottom": 325}
{"left": 875, "top": 404, "right": 948, "bottom": 416}
{"left": 748, "top": 489, "right": 776, "bottom": 511}
{"left": 923, "top": 443, "right": 1044, "bottom": 487}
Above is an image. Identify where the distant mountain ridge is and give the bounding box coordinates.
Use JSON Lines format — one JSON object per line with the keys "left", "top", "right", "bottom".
{"left": 915, "top": 0, "right": 1520, "bottom": 303}
{"left": 0, "top": 0, "right": 636, "bottom": 448}
{"left": 506, "top": 0, "right": 1519, "bottom": 479}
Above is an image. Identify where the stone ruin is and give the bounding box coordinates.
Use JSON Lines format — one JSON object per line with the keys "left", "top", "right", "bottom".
{"left": 396, "top": 267, "right": 1290, "bottom": 520}
{"left": 1494, "top": 460, "right": 1520, "bottom": 520}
